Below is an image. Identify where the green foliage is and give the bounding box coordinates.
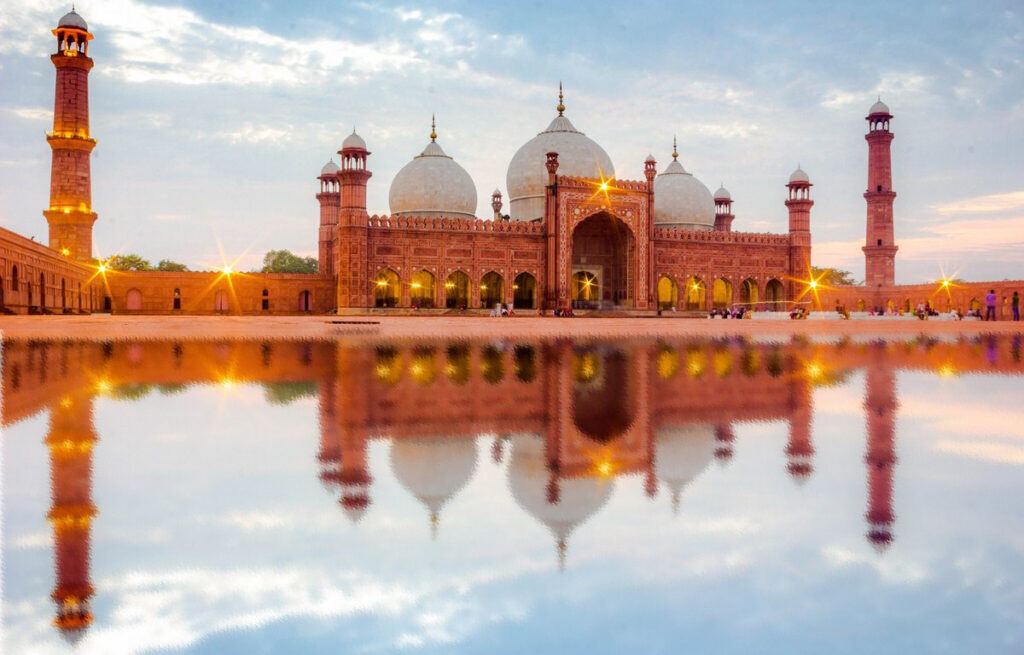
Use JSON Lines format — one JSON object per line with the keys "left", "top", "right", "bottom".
{"left": 155, "top": 259, "right": 189, "bottom": 272}
{"left": 262, "top": 381, "right": 317, "bottom": 405}
{"left": 810, "top": 266, "right": 859, "bottom": 286}
{"left": 110, "top": 383, "right": 153, "bottom": 401}
{"left": 261, "top": 250, "right": 318, "bottom": 274}
{"left": 107, "top": 254, "right": 152, "bottom": 271}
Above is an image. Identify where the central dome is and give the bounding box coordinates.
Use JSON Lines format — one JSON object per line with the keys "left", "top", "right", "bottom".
{"left": 506, "top": 90, "right": 614, "bottom": 221}
{"left": 653, "top": 142, "right": 714, "bottom": 229}
{"left": 389, "top": 121, "right": 477, "bottom": 220}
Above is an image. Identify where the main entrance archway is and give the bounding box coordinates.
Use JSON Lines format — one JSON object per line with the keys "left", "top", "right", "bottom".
{"left": 570, "top": 212, "right": 634, "bottom": 309}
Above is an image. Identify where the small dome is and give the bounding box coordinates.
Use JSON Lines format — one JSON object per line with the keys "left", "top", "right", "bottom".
{"left": 713, "top": 185, "right": 731, "bottom": 201}
{"left": 389, "top": 135, "right": 477, "bottom": 219}
{"left": 869, "top": 98, "right": 890, "bottom": 115}
{"left": 655, "top": 425, "right": 716, "bottom": 514}
{"left": 320, "top": 159, "right": 339, "bottom": 176}
{"left": 789, "top": 166, "right": 810, "bottom": 184}
{"left": 492, "top": 188, "right": 502, "bottom": 196}
{"left": 58, "top": 10, "right": 88, "bottom": 31}
{"left": 645, "top": 154, "right": 656, "bottom": 163}
{"left": 653, "top": 155, "right": 715, "bottom": 230}
{"left": 342, "top": 130, "right": 367, "bottom": 150}
{"left": 506, "top": 93, "right": 614, "bottom": 221}
{"left": 390, "top": 436, "right": 479, "bottom": 531}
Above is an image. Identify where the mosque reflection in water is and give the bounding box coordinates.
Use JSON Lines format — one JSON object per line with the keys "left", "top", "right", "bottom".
{"left": 2, "top": 333, "right": 1022, "bottom": 643}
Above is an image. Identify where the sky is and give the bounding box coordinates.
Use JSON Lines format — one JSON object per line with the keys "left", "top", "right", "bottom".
{"left": 0, "top": 0, "right": 1022, "bottom": 283}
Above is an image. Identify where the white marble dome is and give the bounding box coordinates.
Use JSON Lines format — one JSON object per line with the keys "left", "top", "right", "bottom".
{"left": 389, "top": 136, "right": 477, "bottom": 219}
{"left": 58, "top": 10, "right": 88, "bottom": 30}
{"left": 320, "top": 159, "right": 339, "bottom": 176}
{"left": 653, "top": 153, "right": 715, "bottom": 230}
{"left": 506, "top": 103, "right": 614, "bottom": 221}
{"left": 655, "top": 425, "right": 716, "bottom": 514}
{"left": 390, "top": 436, "right": 479, "bottom": 533}
{"left": 507, "top": 434, "right": 614, "bottom": 566}
{"left": 713, "top": 185, "right": 731, "bottom": 201}
{"left": 342, "top": 130, "right": 367, "bottom": 150}
{"left": 869, "top": 98, "right": 890, "bottom": 115}
{"left": 789, "top": 166, "right": 810, "bottom": 184}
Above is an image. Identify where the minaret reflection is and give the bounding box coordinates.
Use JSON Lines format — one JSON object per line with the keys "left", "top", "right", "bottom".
{"left": 864, "top": 343, "right": 898, "bottom": 552}
{"left": 46, "top": 392, "right": 97, "bottom": 644}
{"left": 786, "top": 367, "right": 815, "bottom": 483}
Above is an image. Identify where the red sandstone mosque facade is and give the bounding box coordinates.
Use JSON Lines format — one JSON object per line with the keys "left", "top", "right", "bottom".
{"left": 0, "top": 10, "right": 1020, "bottom": 317}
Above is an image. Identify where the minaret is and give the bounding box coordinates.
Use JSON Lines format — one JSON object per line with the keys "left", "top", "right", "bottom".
{"left": 713, "top": 423, "right": 735, "bottom": 462}
{"left": 785, "top": 167, "right": 813, "bottom": 302}
{"left": 316, "top": 159, "right": 341, "bottom": 276}
{"left": 335, "top": 130, "right": 372, "bottom": 309}
{"left": 46, "top": 393, "right": 98, "bottom": 643}
{"left": 862, "top": 99, "right": 898, "bottom": 288}
{"left": 864, "top": 344, "right": 897, "bottom": 552}
{"left": 43, "top": 9, "right": 97, "bottom": 262}
{"left": 491, "top": 189, "right": 503, "bottom": 220}
{"left": 713, "top": 184, "right": 734, "bottom": 233}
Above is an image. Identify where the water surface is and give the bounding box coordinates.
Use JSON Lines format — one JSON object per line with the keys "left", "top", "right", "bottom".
{"left": 3, "top": 334, "right": 1023, "bottom": 654}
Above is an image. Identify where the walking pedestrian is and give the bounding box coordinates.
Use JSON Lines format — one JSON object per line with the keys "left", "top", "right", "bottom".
{"left": 1013, "top": 291, "right": 1020, "bottom": 322}
{"left": 985, "top": 289, "right": 997, "bottom": 321}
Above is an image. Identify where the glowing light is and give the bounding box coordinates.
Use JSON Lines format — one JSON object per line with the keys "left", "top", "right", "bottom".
{"left": 596, "top": 460, "right": 613, "bottom": 477}
{"left": 97, "top": 263, "right": 107, "bottom": 273}
{"left": 220, "top": 377, "right": 236, "bottom": 391}
{"left": 376, "top": 280, "right": 388, "bottom": 287}
{"left": 808, "top": 279, "right": 818, "bottom": 289}
{"left": 95, "top": 378, "right": 111, "bottom": 394}
{"left": 60, "top": 248, "right": 70, "bottom": 256}
{"left": 805, "top": 363, "right": 823, "bottom": 380}
{"left": 600, "top": 181, "right": 608, "bottom": 191}
{"left": 410, "top": 282, "right": 421, "bottom": 289}
{"left": 941, "top": 279, "right": 950, "bottom": 288}
{"left": 221, "top": 265, "right": 233, "bottom": 275}
{"left": 60, "top": 396, "right": 73, "bottom": 409}
{"left": 938, "top": 363, "right": 956, "bottom": 379}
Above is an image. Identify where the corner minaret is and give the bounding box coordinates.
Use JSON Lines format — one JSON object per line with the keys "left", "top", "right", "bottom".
{"left": 785, "top": 166, "right": 813, "bottom": 300}
{"left": 335, "top": 130, "right": 372, "bottom": 309}
{"left": 44, "top": 9, "right": 97, "bottom": 262}
{"left": 713, "top": 184, "right": 734, "bottom": 233}
{"left": 316, "top": 159, "right": 340, "bottom": 276}
{"left": 862, "top": 99, "right": 897, "bottom": 287}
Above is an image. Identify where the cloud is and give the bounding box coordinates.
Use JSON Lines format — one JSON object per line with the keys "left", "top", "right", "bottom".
{"left": 7, "top": 106, "right": 51, "bottom": 120}
{"left": 931, "top": 191, "right": 1024, "bottom": 215}
{"left": 934, "top": 439, "right": 1024, "bottom": 465}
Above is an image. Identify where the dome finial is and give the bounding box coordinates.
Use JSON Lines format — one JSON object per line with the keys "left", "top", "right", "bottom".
{"left": 672, "top": 136, "right": 678, "bottom": 160}
{"left": 430, "top": 114, "right": 437, "bottom": 142}
{"left": 557, "top": 82, "right": 565, "bottom": 116}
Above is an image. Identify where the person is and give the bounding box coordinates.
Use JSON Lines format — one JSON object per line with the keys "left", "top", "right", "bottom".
{"left": 985, "top": 289, "right": 997, "bottom": 321}
{"left": 1013, "top": 291, "right": 1020, "bottom": 322}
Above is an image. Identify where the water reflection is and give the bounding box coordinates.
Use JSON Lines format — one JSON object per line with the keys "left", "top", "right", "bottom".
{"left": 2, "top": 334, "right": 1023, "bottom": 649}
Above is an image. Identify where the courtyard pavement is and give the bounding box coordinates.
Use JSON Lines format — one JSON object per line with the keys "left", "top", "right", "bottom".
{"left": 0, "top": 314, "right": 1021, "bottom": 343}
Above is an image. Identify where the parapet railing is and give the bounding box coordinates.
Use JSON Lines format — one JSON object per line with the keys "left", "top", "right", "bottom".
{"left": 653, "top": 227, "right": 791, "bottom": 246}
{"left": 367, "top": 215, "right": 545, "bottom": 234}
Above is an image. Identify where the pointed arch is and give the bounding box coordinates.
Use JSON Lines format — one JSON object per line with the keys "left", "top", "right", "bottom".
{"left": 410, "top": 269, "right": 436, "bottom": 308}
{"left": 445, "top": 270, "right": 470, "bottom": 309}
{"left": 480, "top": 271, "right": 504, "bottom": 309}
{"left": 685, "top": 277, "right": 705, "bottom": 311}
{"left": 513, "top": 272, "right": 537, "bottom": 309}
{"left": 657, "top": 276, "right": 678, "bottom": 310}
{"left": 712, "top": 277, "right": 733, "bottom": 309}
{"left": 374, "top": 268, "right": 400, "bottom": 308}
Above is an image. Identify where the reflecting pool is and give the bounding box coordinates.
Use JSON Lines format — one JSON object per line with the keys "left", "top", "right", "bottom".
{"left": 2, "top": 334, "right": 1023, "bottom": 654}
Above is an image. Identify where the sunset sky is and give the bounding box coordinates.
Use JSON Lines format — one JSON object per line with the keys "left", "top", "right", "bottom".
{"left": 0, "top": 0, "right": 1021, "bottom": 283}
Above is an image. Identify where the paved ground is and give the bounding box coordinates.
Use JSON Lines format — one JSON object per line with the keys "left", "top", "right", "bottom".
{"left": 0, "top": 314, "right": 1021, "bottom": 343}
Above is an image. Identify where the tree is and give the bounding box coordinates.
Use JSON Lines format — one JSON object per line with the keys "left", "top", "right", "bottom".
{"left": 106, "top": 254, "right": 152, "bottom": 271}
{"left": 155, "top": 259, "right": 189, "bottom": 272}
{"left": 810, "top": 266, "right": 859, "bottom": 286}
{"left": 261, "top": 250, "right": 317, "bottom": 274}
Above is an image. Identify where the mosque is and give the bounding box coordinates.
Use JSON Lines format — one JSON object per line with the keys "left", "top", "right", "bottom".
{"left": 0, "top": 9, "right": 1019, "bottom": 316}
